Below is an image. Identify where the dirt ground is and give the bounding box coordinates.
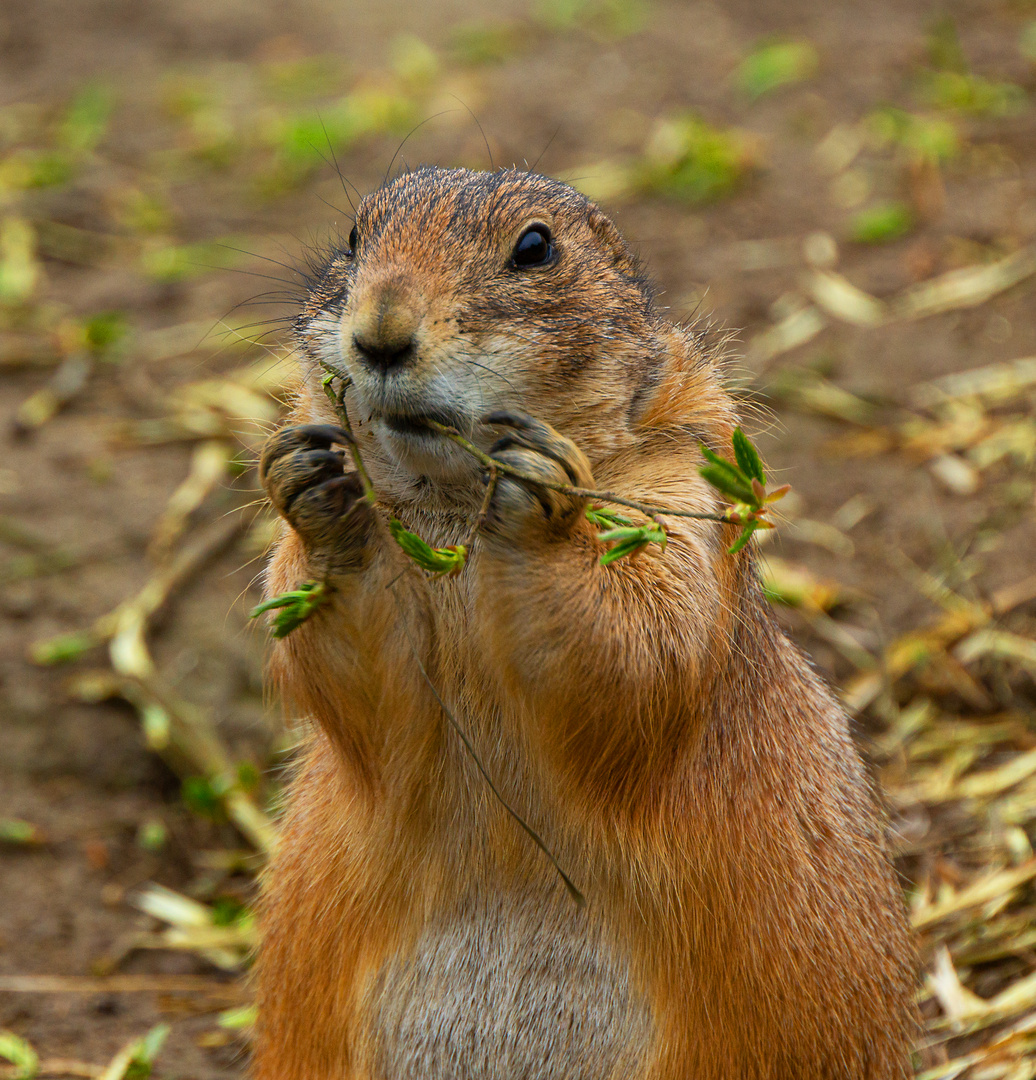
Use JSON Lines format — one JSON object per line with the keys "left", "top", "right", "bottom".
{"left": 1, "top": 0, "right": 1035, "bottom": 1076}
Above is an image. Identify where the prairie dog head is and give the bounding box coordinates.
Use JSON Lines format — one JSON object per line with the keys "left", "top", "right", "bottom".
{"left": 296, "top": 167, "right": 680, "bottom": 499}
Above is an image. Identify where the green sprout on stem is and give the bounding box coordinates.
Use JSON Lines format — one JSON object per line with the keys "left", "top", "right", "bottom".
{"left": 700, "top": 428, "right": 789, "bottom": 553}
{"left": 263, "top": 383, "right": 785, "bottom": 635}
{"left": 389, "top": 519, "right": 467, "bottom": 576}
{"left": 123, "top": 1024, "right": 170, "bottom": 1080}
{"left": 0, "top": 1032, "right": 38, "bottom": 1080}
{"left": 250, "top": 580, "right": 329, "bottom": 638}
{"left": 323, "top": 366, "right": 467, "bottom": 576}
{"left": 587, "top": 505, "right": 667, "bottom": 566}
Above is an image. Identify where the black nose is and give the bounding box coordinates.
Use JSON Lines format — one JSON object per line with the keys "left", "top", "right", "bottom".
{"left": 352, "top": 331, "right": 415, "bottom": 373}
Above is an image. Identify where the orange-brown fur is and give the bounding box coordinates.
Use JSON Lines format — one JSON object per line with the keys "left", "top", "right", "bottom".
{"left": 253, "top": 167, "right": 917, "bottom": 1079}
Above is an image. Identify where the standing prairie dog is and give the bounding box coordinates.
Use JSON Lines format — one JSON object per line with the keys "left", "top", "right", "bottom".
{"left": 254, "top": 166, "right": 917, "bottom": 1079}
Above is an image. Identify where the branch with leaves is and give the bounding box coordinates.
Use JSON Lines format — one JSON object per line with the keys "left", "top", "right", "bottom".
{"left": 699, "top": 428, "right": 791, "bottom": 554}
{"left": 248, "top": 371, "right": 792, "bottom": 906}
{"left": 250, "top": 369, "right": 790, "bottom": 632}
{"left": 250, "top": 580, "right": 330, "bottom": 639}
{"left": 421, "top": 418, "right": 789, "bottom": 560}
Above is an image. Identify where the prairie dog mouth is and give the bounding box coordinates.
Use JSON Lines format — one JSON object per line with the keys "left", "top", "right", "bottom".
{"left": 377, "top": 409, "right": 468, "bottom": 439}
{"left": 380, "top": 413, "right": 438, "bottom": 437}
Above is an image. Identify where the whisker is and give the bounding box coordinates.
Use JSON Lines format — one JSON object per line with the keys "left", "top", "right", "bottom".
{"left": 214, "top": 244, "right": 309, "bottom": 281}
{"left": 315, "top": 114, "right": 359, "bottom": 212}
{"left": 450, "top": 95, "right": 495, "bottom": 170}
{"left": 384, "top": 111, "right": 457, "bottom": 186}
{"left": 529, "top": 127, "right": 561, "bottom": 174}
{"left": 214, "top": 264, "right": 306, "bottom": 290}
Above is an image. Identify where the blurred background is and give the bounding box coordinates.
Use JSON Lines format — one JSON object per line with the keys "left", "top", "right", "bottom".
{"left": 1, "top": 0, "right": 1035, "bottom": 1076}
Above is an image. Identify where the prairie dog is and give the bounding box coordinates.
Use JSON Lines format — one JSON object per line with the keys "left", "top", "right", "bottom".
{"left": 254, "top": 166, "right": 917, "bottom": 1079}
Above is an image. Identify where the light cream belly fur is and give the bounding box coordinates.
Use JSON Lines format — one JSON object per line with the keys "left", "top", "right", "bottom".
{"left": 364, "top": 894, "right": 653, "bottom": 1080}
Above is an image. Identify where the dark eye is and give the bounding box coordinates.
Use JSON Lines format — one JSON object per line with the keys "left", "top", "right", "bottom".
{"left": 348, "top": 225, "right": 358, "bottom": 254}
{"left": 511, "top": 224, "right": 554, "bottom": 269}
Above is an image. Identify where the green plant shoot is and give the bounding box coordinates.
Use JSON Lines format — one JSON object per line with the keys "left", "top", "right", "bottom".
{"left": 699, "top": 428, "right": 789, "bottom": 554}
{"left": 588, "top": 505, "right": 667, "bottom": 565}
{"left": 389, "top": 519, "right": 467, "bottom": 576}
{"left": 0, "top": 1032, "right": 38, "bottom": 1080}
{"left": 849, "top": 201, "right": 914, "bottom": 245}
{"left": 321, "top": 369, "right": 341, "bottom": 409}
{"left": 597, "top": 522, "right": 668, "bottom": 565}
{"left": 218, "top": 1003, "right": 259, "bottom": 1030}
{"left": 254, "top": 422, "right": 784, "bottom": 626}
{"left": 29, "top": 629, "right": 98, "bottom": 666}
{"left": 250, "top": 580, "right": 329, "bottom": 638}
{"left": 585, "top": 506, "right": 632, "bottom": 529}
{"left": 0, "top": 818, "right": 46, "bottom": 846}
{"left": 124, "top": 1023, "right": 170, "bottom": 1080}
{"left": 736, "top": 39, "right": 818, "bottom": 100}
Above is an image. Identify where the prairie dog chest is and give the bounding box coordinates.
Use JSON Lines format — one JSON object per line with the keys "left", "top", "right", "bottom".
{"left": 365, "top": 896, "right": 653, "bottom": 1080}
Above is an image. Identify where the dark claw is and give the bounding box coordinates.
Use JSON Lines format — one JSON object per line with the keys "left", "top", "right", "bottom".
{"left": 291, "top": 472, "right": 365, "bottom": 522}
{"left": 295, "top": 423, "right": 355, "bottom": 447}
{"left": 489, "top": 435, "right": 521, "bottom": 456}
{"left": 298, "top": 449, "right": 346, "bottom": 470}
{"left": 259, "top": 423, "right": 373, "bottom": 565}
{"left": 278, "top": 449, "right": 346, "bottom": 513}
{"left": 488, "top": 430, "right": 582, "bottom": 487}
{"left": 259, "top": 424, "right": 353, "bottom": 482}
{"left": 288, "top": 472, "right": 371, "bottom": 567}
{"left": 479, "top": 414, "right": 592, "bottom": 541}
{"left": 482, "top": 410, "right": 536, "bottom": 431}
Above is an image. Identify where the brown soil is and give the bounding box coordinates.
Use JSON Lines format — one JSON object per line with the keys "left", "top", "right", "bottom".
{"left": 1, "top": 0, "right": 1034, "bottom": 1074}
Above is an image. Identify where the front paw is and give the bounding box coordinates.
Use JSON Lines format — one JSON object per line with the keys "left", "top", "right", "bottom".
{"left": 480, "top": 412, "right": 594, "bottom": 547}
{"left": 259, "top": 424, "right": 373, "bottom": 568}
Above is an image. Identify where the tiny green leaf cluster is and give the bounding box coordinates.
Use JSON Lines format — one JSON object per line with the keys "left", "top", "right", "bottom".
{"left": 257, "top": 425, "right": 784, "bottom": 636}
{"left": 699, "top": 428, "right": 789, "bottom": 554}
{"left": 389, "top": 519, "right": 467, "bottom": 576}
{"left": 321, "top": 368, "right": 342, "bottom": 405}
{"left": 250, "top": 579, "right": 329, "bottom": 638}
{"left": 736, "top": 39, "right": 819, "bottom": 100}
{"left": 0, "top": 818, "right": 46, "bottom": 846}
{"left": 585, "top": 506, "right": 633, "bottom": 529}
{"left": 124, "top": 1024, "right": 171, "bottom": 1080}
{"left": 849, "top": 201, "right": 914, "bottom": 245}
{"left": 588, "top": 506, "right": 667, "bottom": 566}
{"left": 0, "top": 1032, "right": 38, "bottom": 1080}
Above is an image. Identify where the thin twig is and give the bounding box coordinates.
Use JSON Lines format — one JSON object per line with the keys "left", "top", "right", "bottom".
{"left": 1, "top": 1060, "right": 101, "bottom": 1079}
{"left": 0, "top": 974, "right": 242, "bottom": 996}
{"left": 388, "top": 584, "right": 585, "bottom": 906}
{"left": 464, "top": 463, "right": 498, "bottom": 550}
{"left": 424, "top": 420, "right": 732, "bottom": 525}
{"left": 315, "top": 370, "right": 733, "bottom": 526}
{"left": 319, "top": 365, "right": 376, "bottom": 502}
{"left": 13, "top": 349, "right": 93, "bottom": 434}
{"left": 31, "top": 513, "right": 277, "bottom": 854}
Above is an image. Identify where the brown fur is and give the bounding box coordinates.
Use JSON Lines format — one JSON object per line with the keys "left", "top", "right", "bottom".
{"left": 253, "top": 167, "right": 918, "bottom": 1079}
